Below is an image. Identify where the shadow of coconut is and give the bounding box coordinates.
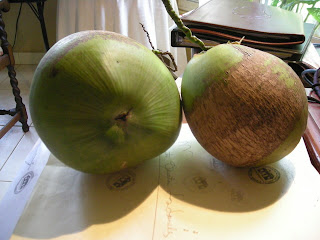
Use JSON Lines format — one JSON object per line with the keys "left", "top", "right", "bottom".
{"left": 13, "top": 153, "right": 159, "bottom": 239}
{"left": 13, "top": 125, "right": 297, "bottom": 238}
{"left": 159, "top": 135, "right": 296, "bottom": 213}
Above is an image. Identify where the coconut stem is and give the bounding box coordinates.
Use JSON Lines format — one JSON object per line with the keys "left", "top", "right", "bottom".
{"left": 161, "top": 0, "right": 210, "bottom": 51}
{"left": 140, "top": 22, "right": 178, "bottom": 79}
{"left": 115, "top": 108, "right": 132, "bottom": 122}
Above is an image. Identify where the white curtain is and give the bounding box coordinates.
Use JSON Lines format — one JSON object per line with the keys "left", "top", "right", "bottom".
{"left": 56, "top": 0, "right": 187, "bottom": 76}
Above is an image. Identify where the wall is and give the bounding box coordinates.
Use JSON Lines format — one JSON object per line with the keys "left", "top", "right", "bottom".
{"left": 1, "top": 0, "right": 196, "bottom": 63}
{"left": 2, "top": 0, "right": 191, "bottom": 53}
{"left": 2, "top": 0, "right": 57, "bottom": 62}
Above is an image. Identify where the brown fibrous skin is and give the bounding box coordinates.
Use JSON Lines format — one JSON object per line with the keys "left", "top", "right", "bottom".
{"left": 184, "top": 45, "right": 308, "bottom": 167}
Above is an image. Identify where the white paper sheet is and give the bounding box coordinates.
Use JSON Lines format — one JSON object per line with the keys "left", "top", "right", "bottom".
{"left": 8, "top": 124, "right": 320, "bottom": 240}
{"left": 0, "top": 140, "right": 50, "bottom": 240}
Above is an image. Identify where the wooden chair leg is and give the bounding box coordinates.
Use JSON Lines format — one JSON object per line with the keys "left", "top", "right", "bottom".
{"left": 0, "top": 111, "right": 20, "bottom": 139}
{"left": 0, "top": 0, "right": 29, "bottom": 138}
{"left": 8, "top": 65, "right": 29, "bottom": 133}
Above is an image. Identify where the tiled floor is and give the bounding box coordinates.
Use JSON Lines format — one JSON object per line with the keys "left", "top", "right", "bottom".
{"left": 0, "top": 65, "right": 39, "bottom": 201}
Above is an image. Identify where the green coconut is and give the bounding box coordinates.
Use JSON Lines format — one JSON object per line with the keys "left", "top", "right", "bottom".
{"left": 30, "top": 31, "right": 182, "bottom": 174}
{"left": 181, "top": 44, "right": 308, "bottom": 167}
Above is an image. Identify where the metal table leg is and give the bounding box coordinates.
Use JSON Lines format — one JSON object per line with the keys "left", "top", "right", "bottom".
{"left": 26, "top": 0, "right": 49, "bottom": 51}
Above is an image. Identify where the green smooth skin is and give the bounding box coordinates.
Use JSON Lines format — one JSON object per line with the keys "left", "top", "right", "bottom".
{"left": 30, "top": 31, "right": 182, "bottom": 174}
{"left": 272, "top": 62, "right": 295, "bottom": 88}
{"left": 181, "top": 44, "right": 243, "bottom": 113}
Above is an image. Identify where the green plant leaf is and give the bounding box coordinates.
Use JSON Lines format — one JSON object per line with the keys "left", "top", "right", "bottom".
{"left": 293, "top": 0, "right": 319, "bottom": 3}
{"left": 279, "top": 0, "right": 319, "bottom": 10}
{"left": 280, "top": 0, "right": 294, "bottom": 9}
{"left": 307, "top": 7, "right": 320, "bottom": 23}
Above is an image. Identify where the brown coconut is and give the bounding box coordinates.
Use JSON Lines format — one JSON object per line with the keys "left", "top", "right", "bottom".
{"left": 181, "top": 44, "right": 308, "bottom": 167}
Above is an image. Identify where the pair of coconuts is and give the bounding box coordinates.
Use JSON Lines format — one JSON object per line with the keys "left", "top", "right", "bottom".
{"left": 30, "top": 31, "right": 308, "bottom": 174}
